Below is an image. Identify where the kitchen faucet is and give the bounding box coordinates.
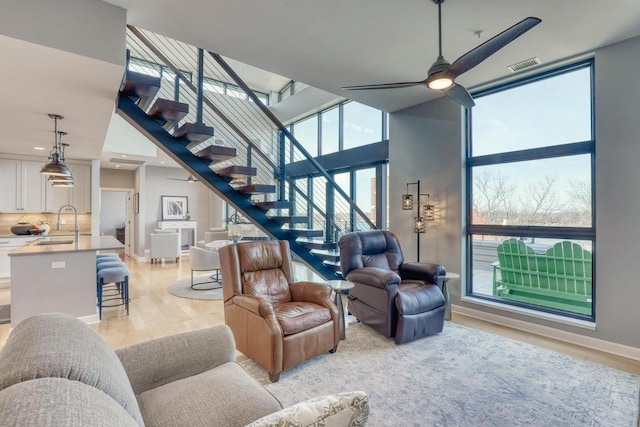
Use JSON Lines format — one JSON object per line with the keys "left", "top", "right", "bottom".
{"left": 57, "top": 204, "right": 79, "bottom": 241}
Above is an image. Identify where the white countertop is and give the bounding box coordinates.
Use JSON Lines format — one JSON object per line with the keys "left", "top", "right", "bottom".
{"left": 8, "top": 235, "right": 123, "bottom": 256}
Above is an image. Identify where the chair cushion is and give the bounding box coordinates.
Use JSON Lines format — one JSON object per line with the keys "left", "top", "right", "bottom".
{"left": 244, "top": 269, "right": 292, "bottom": 304}
{"left": 396, "top": 284, "right": 445, "bottom": 316}
{"left": 274, "top": 302, "right": 331, "bottom": 335}
{"left": 0, "top": 378, "right": 139, "bottom": 427}
{"left": 136, "top": 362, "right": 281, "bottom": 427}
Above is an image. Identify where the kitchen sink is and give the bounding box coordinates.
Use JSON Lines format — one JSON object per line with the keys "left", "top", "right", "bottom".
{"left": 35, "top": 240, "right": 74, "bottom": 246}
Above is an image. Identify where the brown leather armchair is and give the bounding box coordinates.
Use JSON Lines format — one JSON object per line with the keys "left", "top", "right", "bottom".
{"left": 339, "top": 230, "right": 446, "bottom": 344}
{"left": 218, "top": 240, "right": 339, "bottom": 382}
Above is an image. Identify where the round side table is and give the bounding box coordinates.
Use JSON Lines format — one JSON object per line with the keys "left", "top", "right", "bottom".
{"left": 326, "top": 280, "right": 355, "bottom": 340}
{"left": 443, "top": 272, "right": 460, "bottom": 321}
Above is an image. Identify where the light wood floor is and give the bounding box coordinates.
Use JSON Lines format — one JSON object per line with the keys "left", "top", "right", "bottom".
{"left": 1, "top": 252, "right": 639, "bottom": 375}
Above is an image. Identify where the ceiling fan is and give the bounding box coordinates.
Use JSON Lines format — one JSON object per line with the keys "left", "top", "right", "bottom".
{"left": 168, "top": 175, "right": 199, "bottom": 183}
{"left": 341, "top": 0, "right": 541, "bottom": 108}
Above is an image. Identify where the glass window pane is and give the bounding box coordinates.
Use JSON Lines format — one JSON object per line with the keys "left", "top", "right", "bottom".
{"left": 129, "top": 59, "right": 160, "bottom": 77}
{"left": 227, "top": 87, "right": 246, "bottom": 100}
{"left": 472, "top": 67, "right": 592, "bottom": 156}
{"left": 355, "top": 168, "right": 376, "bottom": 227}
{"left": 471, "top": 155, "right": 592, "bottom": 227}
{"left": 470, "top": 234, "right": 593, "bottom": 316}
{"left": 321, "top": 107, "right": 339, "bottom": 155}
{"left": 333, "top": 172, "right": 351, "bottom": 234}
{"left": 343, "top": 102, "right": 382, "bottom": 149}
{"left": 293, "top": 115, "right": 318, "bottom": 157}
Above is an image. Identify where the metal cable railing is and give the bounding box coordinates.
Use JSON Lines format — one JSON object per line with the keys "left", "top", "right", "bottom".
{"left": 126, "top": 27, "right": 376, "bottom": 238}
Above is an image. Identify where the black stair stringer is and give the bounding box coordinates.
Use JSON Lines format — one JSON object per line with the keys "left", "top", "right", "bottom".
{"left": 116, "top": 94, "right": 336, "bottom": 279}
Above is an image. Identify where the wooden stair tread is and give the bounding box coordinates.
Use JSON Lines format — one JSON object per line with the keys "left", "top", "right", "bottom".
{"left": 284, "top": 228, "right": 324, "bottom": 238}
{"left": 309, "top": 249, "right": 340, "bottom": 261}
{"left": 296, "top": 239, "right": 336, "bottom": 250}
{"left": 217, "top": 165, "right": 257, "bottom": 179}
{"left": 322, "top": 260, "right": 342, "bottom": 272}
{"left": 195, "top": 145, "right": 237, "bottom": 163}
{"left": 254, "top": 201, "right": 292, "bottom": 211}
{"left": 148, "top": 98, "right": 189, "bottom": 130}
{"left": 270, "top": 216, "right": 308, "bottom": 225}
{"left": 120, "top": 71, "right": 161, "bottom": 111}
{"left": 236, "top": 184, "right": 276, "bottom": 194}
{"left": 174, "top": 122, "right": 214, "bottom": 144}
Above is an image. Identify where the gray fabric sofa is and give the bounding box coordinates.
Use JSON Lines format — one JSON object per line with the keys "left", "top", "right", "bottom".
{"left": 0, "top": 313, "right": 369, "bottom": 426}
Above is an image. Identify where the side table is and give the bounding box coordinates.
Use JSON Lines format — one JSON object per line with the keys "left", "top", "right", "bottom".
{"left": 326, "top": 280, "right": 355, "bottom": 340}
{"left": 443, "top": 272, "right": 460, "bottom": 321}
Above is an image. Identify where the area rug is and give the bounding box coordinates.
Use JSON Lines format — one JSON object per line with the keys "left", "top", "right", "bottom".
{"left": 166, "top": 275, "right": 222, "bottom": 300}
{"left": 241, "top": 322, "right": 640, "bottom": 426}
{"left": 0, "top": 304, "right": 9, "bottom": 324}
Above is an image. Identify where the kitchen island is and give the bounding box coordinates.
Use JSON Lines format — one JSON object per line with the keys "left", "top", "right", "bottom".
{"left": 8, "top": 235, "right": 123, "bottom": 327}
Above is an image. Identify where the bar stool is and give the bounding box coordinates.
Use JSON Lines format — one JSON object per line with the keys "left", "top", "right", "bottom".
{"left": 97, "top": 266, "right": 130, "bottom": 320}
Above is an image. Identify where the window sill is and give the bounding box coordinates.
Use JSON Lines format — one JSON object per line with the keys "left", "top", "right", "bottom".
{"left": 460, "top": 296, "right": 596, "bottom": 331}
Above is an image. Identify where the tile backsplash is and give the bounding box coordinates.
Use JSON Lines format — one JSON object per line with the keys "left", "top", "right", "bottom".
{"left": 0, "top": 212, "right": 91, "bottom": 235}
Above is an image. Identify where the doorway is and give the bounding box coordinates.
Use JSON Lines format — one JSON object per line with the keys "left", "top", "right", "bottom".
{"left": 100, "top": 188, "right": 134, "bottom": 257}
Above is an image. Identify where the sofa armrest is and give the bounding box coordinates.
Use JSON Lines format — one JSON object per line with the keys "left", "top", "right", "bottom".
{"left": 346, "top": 267, "right": 401, "bottom": 289}
{"left": 400, "top": 262, "right": 445, "bottom": 284}
{"left": 290, "top": 282, "right": 333, "bottom": 307}
{"left": 116, "top": 325, "right": 236, "bottom": 396}
{"left": 246, "top": 391, "right": 370, "bottom": 427}
{"left": 234, "top": 295, "right": 274, "bottom": 317}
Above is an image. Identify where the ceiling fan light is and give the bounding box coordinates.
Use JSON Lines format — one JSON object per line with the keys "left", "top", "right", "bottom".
{"left": 427, "top": 76, "right": 453, "bottom": 90}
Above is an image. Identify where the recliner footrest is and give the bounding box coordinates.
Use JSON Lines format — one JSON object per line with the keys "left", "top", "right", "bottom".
{"left": 394, "top": 284, "right": 445, "bottom": 344}
{"left": 396, "top": 284, "right": 444, "bottom": 315}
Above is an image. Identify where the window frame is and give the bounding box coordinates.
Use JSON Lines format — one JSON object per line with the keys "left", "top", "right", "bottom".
{"left": 465, "top": 59, "right": 596, "bottom": 321}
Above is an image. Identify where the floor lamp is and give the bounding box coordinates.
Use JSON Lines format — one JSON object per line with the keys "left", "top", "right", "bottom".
{"left": 402, "top": 180, "right": 435, "bottom": 262}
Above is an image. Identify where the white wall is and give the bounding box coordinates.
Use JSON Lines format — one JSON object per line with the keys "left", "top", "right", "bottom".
{"left": 100, "top": 191, "right": 127, "bottom": 239}
{"left": 389, "top": 35, "right": 640, "bottom": 350}
{"left": 0, "top": 0, "right": 126, "bottom": 66}
{"left": 143, "top": 166, "right": 218, "bottom": 248}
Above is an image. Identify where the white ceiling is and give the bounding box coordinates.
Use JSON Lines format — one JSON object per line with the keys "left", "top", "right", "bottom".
{"left": 3, "top": 0, "right": 640, "bottom": 169}
{"left": 105, "top": 0, "right": 640, "bottom": 112}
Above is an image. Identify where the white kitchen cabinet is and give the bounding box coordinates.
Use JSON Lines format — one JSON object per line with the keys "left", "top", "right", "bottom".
{"left": 45, "top": 163, "right": 91, "bottom": 213}
{"left": 0, "top": 159, "right": 46, "bottom": 213}
{"left": 0, "top": 237, "right": 37, "bottom": 283}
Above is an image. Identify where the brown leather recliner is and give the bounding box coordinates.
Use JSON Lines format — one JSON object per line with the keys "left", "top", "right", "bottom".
{"left": 339, "top": 230, "right": 446, "bottom": 344}
{"left": 218, "top": 240, "right": 339, "bottom": 382}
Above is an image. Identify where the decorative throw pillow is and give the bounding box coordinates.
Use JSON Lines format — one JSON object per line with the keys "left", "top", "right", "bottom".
{"left": 246, "top": 391, "right": 369, "bottom": 427}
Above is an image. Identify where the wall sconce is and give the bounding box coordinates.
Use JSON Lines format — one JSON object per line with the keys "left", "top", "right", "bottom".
{"left": 402, "top": 180, "right": 436, "bottom": 261}
{"left": 40, "top": 114, "right": 73, "bottom": 178}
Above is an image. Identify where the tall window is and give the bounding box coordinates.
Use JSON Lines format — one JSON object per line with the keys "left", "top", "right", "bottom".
{"left": 467, "top": 60, "right": 595, "bottom": 320}
{"left": 343, "top": 102, "right": 383, "bottom": 150}
{"left": 292, "top": 115, "right": 318, "bottom": 157}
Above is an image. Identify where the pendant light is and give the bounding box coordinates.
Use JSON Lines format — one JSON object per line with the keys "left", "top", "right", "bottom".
{"left": 40, "top": 114, "right": 72, "bottom": 177}
{"left": 48, "top": 136, "right": 75, "bottom": 187}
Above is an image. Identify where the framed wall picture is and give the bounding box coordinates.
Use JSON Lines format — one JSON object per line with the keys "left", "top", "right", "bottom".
{"left": 161, "top": 196, "right": 188, "bottom": 220}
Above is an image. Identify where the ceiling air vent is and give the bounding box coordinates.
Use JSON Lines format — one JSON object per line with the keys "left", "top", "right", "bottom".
{"left": 507, "top": 57, "right": 542, "bottom": 73}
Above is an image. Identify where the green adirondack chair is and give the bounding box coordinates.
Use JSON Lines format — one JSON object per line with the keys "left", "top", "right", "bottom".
{"left": 492, "top": 239, "right": 592, "bottom": 315}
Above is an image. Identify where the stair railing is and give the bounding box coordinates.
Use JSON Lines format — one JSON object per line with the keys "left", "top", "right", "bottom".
{"left": 126, "top": 26, "right": 376, "bottom": 239}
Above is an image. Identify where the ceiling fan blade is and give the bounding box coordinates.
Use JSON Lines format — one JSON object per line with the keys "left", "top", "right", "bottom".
{"left": 342, "top": 81, "right": 425, "bottom": 91}
{"left": 443, "top": 84, "right": 475, "bottom": 109}
{"left": 449, "top": 17, "right": 542, "bottom": 78}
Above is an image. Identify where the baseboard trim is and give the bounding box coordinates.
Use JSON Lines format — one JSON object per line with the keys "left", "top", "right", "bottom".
{"left": 133, "top": 253, "right": 146, "bottom": 263}
{"left": 79, "top": 314, "right": 100, "bottom": 325}
{"left": 453, "top": 304, "right": 640, "bottom": 362}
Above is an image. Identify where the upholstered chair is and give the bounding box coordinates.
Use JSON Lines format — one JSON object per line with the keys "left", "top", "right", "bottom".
{"left": 149, "top": 232, "right": 181, "bottom": 264}
{"left": 188, "top": 246, "right": 221, "bottom": 289}
{"left": 339, "top": 230, "right": 446, "bottom": 344}
{"left": 218, "top": 240, "right": 339, "bottom": 382}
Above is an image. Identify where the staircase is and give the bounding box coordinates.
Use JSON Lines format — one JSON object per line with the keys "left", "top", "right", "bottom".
{"left": 117, "top": 26, "right": 376, "bottom": 279}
